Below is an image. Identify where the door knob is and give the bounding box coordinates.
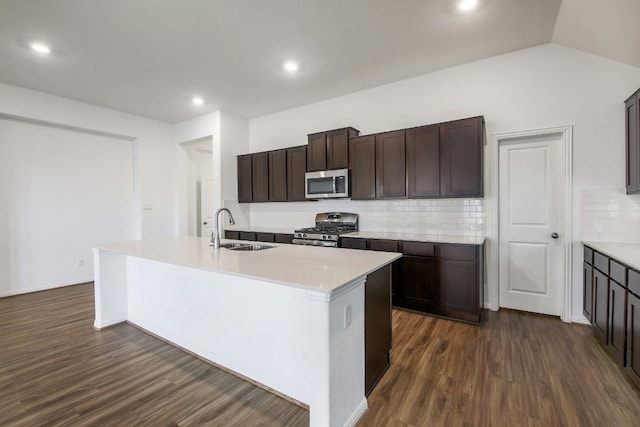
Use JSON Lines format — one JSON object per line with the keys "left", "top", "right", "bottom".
{"left": 203, "top": 221, "right": 208, "bottom": 225}
{"left": 551, "top": 232, "right": 559, "bottom": 239}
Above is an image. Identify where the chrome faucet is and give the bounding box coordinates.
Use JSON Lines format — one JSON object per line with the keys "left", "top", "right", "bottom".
{"left": 212, "top": 207, "right": 235, "bottom": 249}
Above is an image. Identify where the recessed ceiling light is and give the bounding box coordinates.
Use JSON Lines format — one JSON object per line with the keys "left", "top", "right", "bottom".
{"left": 192, "top": 97, "right": 204, "bottom": 106}
{"left": 283, "top": 61, "right": 299, "bottom": 73}
{"left": 458, "top": 0, "right": 477, "bottom": 11}
{"left": 30, "top": 42, "right": 51, "bottom": 54}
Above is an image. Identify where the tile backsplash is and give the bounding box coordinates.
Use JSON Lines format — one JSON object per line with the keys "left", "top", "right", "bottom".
{"left": 581, "top": 188, "right": 640, "bottom": 242}
{"left": 248, "top": 198, "right": 485, "bottom": 236}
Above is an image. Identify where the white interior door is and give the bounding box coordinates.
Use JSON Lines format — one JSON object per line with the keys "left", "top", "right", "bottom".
{"left": 200, "top": 178, "right": 214, "bottom": 238}
{"left": 499, "top": 134, "right": 564, "bottom": 316}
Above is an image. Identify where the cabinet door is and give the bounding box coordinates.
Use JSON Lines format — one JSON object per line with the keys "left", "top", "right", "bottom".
{"left": 406, "top": 125, "right": 440, "bottom": 198}
{"left": 440, "top": 117, "right": 483, "bottom": 197}
{"left": 375, "top": 131, "right": 406, "bottom": 198}
{"left": 225, "top": 230, "right": 240, "bottom": 240}
{"left": 268, "top": 150, "right": 287, "bottom": 202}
{"left": 287, "top": 146, "right": 307, "bottom": 201}
{"left": 341, "top": 237, "right": 368, "bottom": 250}
{"left": 593, "top": 269, "right": 609, "bottom": 345}
{"left": 439, "top": 258, "right": 479, "bottom": 317}
{"left": 626, "top": 92, "right": 639, "bottom": 194}
{"left": 307, "top": 132, "right": 327, "bottom": 172}
{"left": 608, "top": 281, "right": 627, "bottom": 366}
{"left": 327, "top": 129, "right": 350, "bottom": 170}
{"left": 626, "top": 293, "right": 640, "bottom": 389}
{"left": 583, "top": 262, "right": 593, "bottom": 322}
{"left": 349, "top": 136, "right": 376, "bottom": 199}
{"left": 369, "top": 239, "right": 400, "bottom": 252}
{"left": 252, "top": 152, "right": 269, "bottom": 202}
{"left": 237, "top": 154, "right": 253, "bottom": 203}
{"left": 239, "top": 232, "right": 257, "bottom": 241}
{"left": 402, "top": 256, "right": 436, "bottom": 311}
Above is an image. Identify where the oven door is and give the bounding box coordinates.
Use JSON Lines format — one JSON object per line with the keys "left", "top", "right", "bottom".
{"left": 292, "top": 238, "right": 338, "bottom": 247}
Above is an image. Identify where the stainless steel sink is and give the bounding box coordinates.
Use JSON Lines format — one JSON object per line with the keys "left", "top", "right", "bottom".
{"left": 217, "top": 243, "right": 275, "bottom": 251}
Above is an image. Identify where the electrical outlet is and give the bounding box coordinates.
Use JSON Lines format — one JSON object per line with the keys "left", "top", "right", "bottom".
{"left": 344, "top": 305, "right": 352, "bottom": 328}
{"left": 595, "top": 223, "right": 604, "bottom": 235}
{"left": 77, "top": 258, "right": 84, "bottom": 267}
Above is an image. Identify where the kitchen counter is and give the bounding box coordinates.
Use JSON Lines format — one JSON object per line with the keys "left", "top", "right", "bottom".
{"left": 582, "top": 241, "right": 640, "bottom": 271}
{"left": 343, "top": 231, "right": 485, "bottom": 245}
{"left": 95, "top": 236, "right": 399, "bottom": 293}
{"left": 93, "top": 236, "right": 399, "bottom": 426}
{"left": 225, "top": 226, "right": 296, "bottom": 234}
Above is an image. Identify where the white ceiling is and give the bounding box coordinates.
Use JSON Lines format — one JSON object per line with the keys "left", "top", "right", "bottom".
{"left": 0, "top": 0, "right": 637, "bottom": 123}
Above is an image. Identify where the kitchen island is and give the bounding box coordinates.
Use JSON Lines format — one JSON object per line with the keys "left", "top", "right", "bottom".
{"left": 93, "top": 236, "right": 400, "bottom": 427}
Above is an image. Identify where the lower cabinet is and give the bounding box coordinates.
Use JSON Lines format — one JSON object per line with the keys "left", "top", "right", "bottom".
{"left": 364, "top": 264, "right": 392, "bottom": 396}
{"left": 627, "top": 293, "right": 640, "bottom": 389}
{"left": 593, "top": 268, "right": 609, "bottom": 345}
{"left": 609, "top": 280, "right": 628, "bottom": 365}
{"left": 341, "top": 237, "right": 484, "bottom": 324}
{"left": 225, "top": 230, "right": 293, "bottom": 245}
{"left": 583, "top": 262, "right": 593, "bottom": 322}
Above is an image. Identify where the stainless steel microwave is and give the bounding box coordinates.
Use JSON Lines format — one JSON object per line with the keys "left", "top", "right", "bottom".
{"left": 305, "top": 168, "right": 349, "bottom": 199}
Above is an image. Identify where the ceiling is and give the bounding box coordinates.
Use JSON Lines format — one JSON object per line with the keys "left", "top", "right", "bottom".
{"left": 0, "top": 0, "right": 638, "bottom": 123}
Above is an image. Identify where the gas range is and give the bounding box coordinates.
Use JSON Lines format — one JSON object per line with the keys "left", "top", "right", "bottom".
{"left": 292, "top": 212, "right": 358, "bottom": 247}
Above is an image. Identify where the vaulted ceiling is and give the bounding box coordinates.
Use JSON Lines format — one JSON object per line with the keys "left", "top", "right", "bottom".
{"left": 0, "top": 0, "right": 637, "bottom": 123}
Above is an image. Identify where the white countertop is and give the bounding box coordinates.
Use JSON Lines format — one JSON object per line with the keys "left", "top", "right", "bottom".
{"left": 95, "top": 236, "right": 401, "bottom": 293}
{"left": 343, "top": 231, "right": 485, "bottom": 245}
{"left": 583, "top": 241, "right": 640, "bottom": 271}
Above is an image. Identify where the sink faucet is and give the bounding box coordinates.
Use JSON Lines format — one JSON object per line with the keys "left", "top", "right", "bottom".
{"left": 212, "top": 208, "right": 235, "bottom": 249}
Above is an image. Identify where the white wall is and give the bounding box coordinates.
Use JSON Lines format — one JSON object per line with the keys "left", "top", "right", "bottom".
{"left": 0, "top": 83, "right": 175, "bottom": 296}
{"left": 247, "top": 43, "right": 640, "bottom": 320}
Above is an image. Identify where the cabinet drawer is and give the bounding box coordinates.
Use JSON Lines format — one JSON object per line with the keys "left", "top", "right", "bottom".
{"left": 225, "top": 230, "right": 240, "bottom": 240}
{"left": 256, "top": 232, "right": 275, "bottom": 243}
{"left": 584, "top": 246, "right": 594, "bottom": 265}
{"left": 629, "top": 269, "right": 640, "bottom": 296}
{"left": 594, "top": 252, "right": 609, "bottom": 274}
{"left": 239, "top": 231, "right": 257, "bottom": 241}
{"left": 369, "top": 239, "right": 400, "bottom": 252}
{"left": 438, "top": 244, "right": 477, "bottom": 261}
{"left": 341, "top": 237, "right": 368, "bottom": 250}
{"left": 274, "top": 233, "right": 294, "bottom": 244}
{"left": 610, "top": 260, "right": 627, "bottom": 286}
{"left": 402, "top": 241, "right": 435, "bottom": 257}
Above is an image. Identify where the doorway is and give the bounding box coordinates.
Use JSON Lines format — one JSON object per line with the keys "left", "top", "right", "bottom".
{"left": 496, "top": 127, "right": 572, "bottom": 320}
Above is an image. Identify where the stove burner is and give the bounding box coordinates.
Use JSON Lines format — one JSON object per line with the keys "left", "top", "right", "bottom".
{"left": 292, "top": 212, "right": 359, "bottom": 247}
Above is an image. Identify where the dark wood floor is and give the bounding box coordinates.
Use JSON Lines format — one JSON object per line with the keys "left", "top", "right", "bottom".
{"left": 2, "top": 284, "right": 640, "bottom": 426}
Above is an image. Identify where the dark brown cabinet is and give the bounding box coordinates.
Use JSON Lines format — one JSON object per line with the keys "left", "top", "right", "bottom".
{"left": 375, "top": 131, "right": 406, "bottom": 198}
{"left": 593, "top": 268, "right": 609, "bottom": 345}
{"left": 268, "top": 150, "right": 287, "bottom": 202}
{"left": 252, "top": 152, "right": 269, "bottom": 202}
{"left": 256, "top": 232, "right": 276, "bottom": 243}
{"left": 239, "top": 231, "right": 257, "bottom": 241}
{"left": 626, "top": 89, "right": 640, "bottom": 194}
{"left": 364, "top": 264, "right": 392, "bottom": 396}
{"left": 274, "top": 233, "right": 294, "bottom": 244}
{"left": 307, "top": 127, "right": 359, "bottom": 172}
{"left": 287, "top": 146, "right": 306, "bottom": 201}
{"left": 440, "top": 117, "right": 483, "bottom": 197}
{"left": 341, "top": 237, "right": 483, "bottom": 324}
{"left": 406, "top": 125, "right": 439, "bottom": 198}
{"left": 627, "top": 293, "right": 640, "bottom": 389}
{"left": 237, "top": 154, "right": 253, "bottom": 203}
{"left": 583, "top": 262, "right": 593, "bottom": 322}
{"left": 349, "top": 135, "right": 377, "bottom": 200}
{"left": 609, "top": 280, "right": 628, "bottom": 365}
{"left": 225, "top": 230, "right": 240, "bottom": 240}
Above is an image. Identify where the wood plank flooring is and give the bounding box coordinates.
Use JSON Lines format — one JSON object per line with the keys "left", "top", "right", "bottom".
{"left": 2, "top": 284, "right": 640, "bottom": 426}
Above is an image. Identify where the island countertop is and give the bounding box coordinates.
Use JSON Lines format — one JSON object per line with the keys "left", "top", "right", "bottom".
{"left": 94, "top": 236, "right": 401, "bottom": 293}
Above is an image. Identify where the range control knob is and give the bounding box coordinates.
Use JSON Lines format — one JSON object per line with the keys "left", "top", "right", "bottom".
{"left": 302, "top": 233, "right": 307, "bottom": 238}
{"left": 323, "top": 235, "right": 327, "bottom": 240}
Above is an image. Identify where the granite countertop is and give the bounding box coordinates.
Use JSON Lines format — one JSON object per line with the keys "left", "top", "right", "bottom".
{"left": 583, "top": 241, "right": 640, "bottom": 271}
{"left": 94, "top": 236, "right": 401, "bottom": 294}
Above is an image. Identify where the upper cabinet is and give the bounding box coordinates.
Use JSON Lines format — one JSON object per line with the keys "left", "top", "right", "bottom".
{"left": 237, "top": 154, "right": 253, "bottom": 203}
{"left": 268, "top": 149, "right": 287, "bottom": 202}
{"left": 307, "top": 127, "right": 360, "bottom": 171}
{"left": 287, "top": 145, "right": 307, "bottom": 201}
{"left": 440, "top": 117, "right": 484, "bottom": 198}
{"left": 406, "top": 125, "right": 439, "bottom": 198}
{"left": 349, "top": 135, "right": 377, "bottom": 199}
{"left": 252, "top": 152, "right": 269, "bottom": 202}
{"left": 626, "top": 89, "right": 640, "bottom": 194}
{"left": 375, "top": 131, "right": 406, "bottom": 198}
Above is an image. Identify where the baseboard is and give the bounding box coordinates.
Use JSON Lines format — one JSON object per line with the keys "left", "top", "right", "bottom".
{"left": 344, "top": 398, "right": 368, "bottom": 427}
{"left": 483, "top": 302, "right": 498, "bottom": 311}
{"left": 0, "top": 278, "right": 93, "bottom": 298}
{"left": 571, "top": 314, "right": 591, "bottom": 325}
